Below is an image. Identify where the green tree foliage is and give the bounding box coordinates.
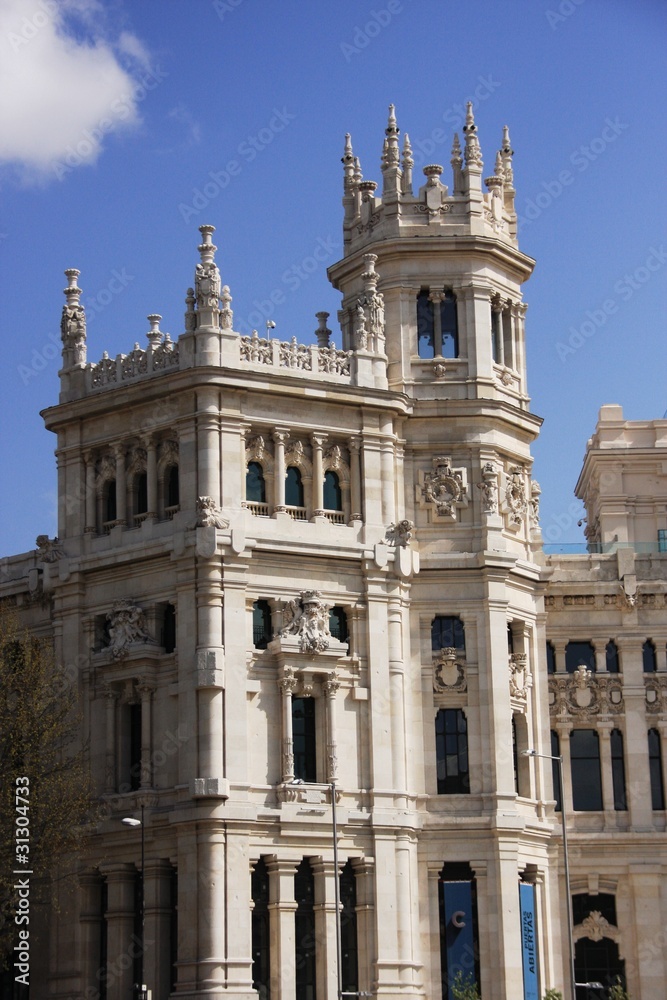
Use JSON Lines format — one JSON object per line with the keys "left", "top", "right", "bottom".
{"left": 451, "top": 970, "right": 481, "bottom": 1000}
{"left": 0, "top": 605, "right": 94, "bottom": 965}
{"left": 607, "top": 978, "right": 630, "bottom": 1000}
{"left": 543, "top": 990, "right": 563, "bottom": 1000}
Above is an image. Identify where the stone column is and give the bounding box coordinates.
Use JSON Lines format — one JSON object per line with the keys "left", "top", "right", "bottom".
{"left": 273, "top": 429, "right": 288, "bottom": 512}
{"left": 267, "top": 857, "right": 298, "bottom": 1000}
{"left": 145, "top": 436, "right": 158, "bottom": 518}
{"left": 197, "top": 387, "right": 221, "bottom": 504}
{"left": 429, "top": 290, "right": 444, "bottom": 356}
{"left": 618, "top": 636, "right": 653, "bottom": 829}
{"left": 312, "top": 858, "right": 339, "bottom": 1000}
{"left": 105, "top": 689, "right": 118, "bottom": 793}
{"left": 279, "top": 672, "right": 297, "bottom": 782}
{"left": 102, "top": 863, "right": 137, "bottom": 1000}
{"left": 312, "top": 433, "right": 326, "bottom": 516}
{"left": 395, "top": 834, "right": 419, "bottom": 990}
{"left": 351, "top": 858, "right": 375, "bottom": 997}
{"left": 113, "top": 443, "right": 126, "bottom": 525}
{"left": 556, "top": 722, "right": 574, "bottom": 818}
{"left": 84, "top": 450, "right": 96, "bottom": 532}
{"left": 138, "top": 682, "right": 154, "bottom": 789}
{"left": 349, "top": 436, "right": 363, "bottom": 522}
{"left": 597, "top": 722, "right": 615, "bottom": 820}
{"left": 197, "top": 828, "right": 227, "bottom": 992}
{"left": 372, "top": 835, "right": 400, "bottom": 995}
{"left": 79, "top": 870, "right": 103, "bottom": 995}
{"left": 324, "top": 674, "right": 340, "bottom": 783}
{"left": 143, "top": 860, "right": 173, "bottom": 1000}
{"left": 379, "top": 414, "right": 395, "bottom": 525}
{"left": 388, "top": 596, "right": 407, "bottom": 800}
{"left": 225, "top": 835, "right": 255, "bottom": 998}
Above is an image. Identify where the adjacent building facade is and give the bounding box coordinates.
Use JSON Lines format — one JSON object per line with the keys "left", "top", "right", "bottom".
{"left": 1, "top": 105, "right": 665, "bottom": 1000}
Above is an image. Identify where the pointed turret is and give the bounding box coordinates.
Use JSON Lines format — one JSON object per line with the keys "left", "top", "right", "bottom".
{"left": 342, "top": 133, "right": 355, "bottom": 193}
{"left": 450, "top": 132, "right": 463, "bottom": 195}
{"left": 501, "top": 125, "right": 514, "bottom": 189}
{"left": 463, "top": 102, "right": 483, "bottom": 170}
{"left": 60, "top": 268, "right": 87, "bottom": 369}
{"left": 195, "top": 225, "right": 221, "bottom": 325}
{"left": 381, "top": 103, "right": 401, "bottom": 204}
{"left": 401, "top": 133, "right": 414, "bottom": 196}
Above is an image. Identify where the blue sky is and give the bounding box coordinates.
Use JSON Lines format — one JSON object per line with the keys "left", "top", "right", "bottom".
{"left": 1, "top": 0, "right": 665, "bottom": 556}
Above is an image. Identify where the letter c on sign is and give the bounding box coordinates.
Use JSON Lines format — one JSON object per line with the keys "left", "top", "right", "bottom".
{"left": 452, "top": 910, "right": 466, "bottom": 928}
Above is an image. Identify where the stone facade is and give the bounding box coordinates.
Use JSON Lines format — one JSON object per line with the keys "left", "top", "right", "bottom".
{"left": 1, "top": 106, "right": 665, "bottom": 1000}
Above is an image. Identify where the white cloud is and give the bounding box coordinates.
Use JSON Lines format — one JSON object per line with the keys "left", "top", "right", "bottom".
{"left": 168, "top": 102, "right": 202, "bottom": 146}
{"left": 0, "top": 0, "right": 154, "bottom": 180}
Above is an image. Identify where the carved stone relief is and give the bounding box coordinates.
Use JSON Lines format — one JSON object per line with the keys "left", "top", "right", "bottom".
{"left": 195, "top": 497, "right": 229, "bottom": 529}
{"left": 106, "top": 600, "right": 154, "bottom": 659}
{"left": 280, "top": 590, "right": 331, "bottom": 653}
{"left": 419, "top": 457, "right": 468, "bottom": 520}
{"left": 549, "top": 666, "right": 623, "bottom": 720}
{"left": 433, "top": 647, "right": 466, "bottom": 694}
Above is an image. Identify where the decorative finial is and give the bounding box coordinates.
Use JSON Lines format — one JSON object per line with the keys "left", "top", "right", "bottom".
{"left": 353, "top": 156, "right": 363, "bottom": 185}
{"left": 315, "top": 311, "right": 331, "bottom": 349}
{"left": 463, "top": 102, "right": 476, "bottom": 135}
{"left": 382, "top": 103, "right": 400, "bottom": 170}
{"left": 60, "top": 269, "right": 86, "bottom": 365}
{"left": 451, "top": 133, "right": 462, "bottom": 166}
{"left": 342, "top": 133, "right": 355, "bottom": 193}
{"left": 146, "top": 314, "right": 162, "bottom": 349}
{"left": 494, "top": 150, "right": 503, "bottom": 177}
{"left": 381, "top": 136, "right": 389, "bottom": 169}
{"left": 463, "top": 102, "right": 482, "bottom": 169}
{"left": 195, "top": 224, "right": 221, "bottom": 312}
{"left": 386, "top": 103, "right": 398, "bottom": 137}
{"left": 401, "top": 133, "right": 414, "bottom": 195}
{"left": 501, "top": 125, "right": 514, "bottom": 187}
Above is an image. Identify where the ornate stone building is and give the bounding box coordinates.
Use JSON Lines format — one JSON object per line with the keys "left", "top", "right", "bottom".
{"left": 1, "top": 106, "right": 665, "bottom": 1000}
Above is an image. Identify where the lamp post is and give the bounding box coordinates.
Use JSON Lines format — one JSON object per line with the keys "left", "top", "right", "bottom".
{"left": 523, "top": 749, "right": 577, "bottom": 1000}
{"left": 331, "top": 781, "right": 343, "bottom": 1000}
{"left": 122, "top": 803, "right": 148, "bottom": 1000}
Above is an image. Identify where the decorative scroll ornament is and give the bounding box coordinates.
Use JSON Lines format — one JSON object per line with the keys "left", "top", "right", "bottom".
{"left": 530, "top": 481, "right": 541, "bottom": 523}
{"left": 106, "top": 600, "right": 154, "bottom": 659}
{"left": 580, "top": 911, "right": 613, "bottom": 943}
{"left": 549, "top": 665, "right": 623, "bottom": 720}
{"left": 195, "top": 261, "right": 221, "bottom": 308}
{"left": 504, "top": 466, "right": 528, "bottom": 526}
{"left": 60, "top": 305, "right": 87, "bottom": 362}
{"left": 386, "top": 519, "right": 415, "bottom": 547}
{"left": 478, "top": 461, "right": 498, "bottom": 514}
{"left": 195, "top": 497, "right": 229, "bottom": 529}
{"left": 35, "top": 535, "right": 65, "bottom": 563}
{"left": 421, "top": 457, "right": 467, "bottom": 519}
{"left": 433, "top": 647, "right": 466, "bottom": 693}
{"left": 280, "top": 590, "right": 331, "bottom": 653}
{"left": 645, "top": 675, "right": 667, "bottom": 714}
{"left": 509, "top": 653, "right": 529, "bottom": 705}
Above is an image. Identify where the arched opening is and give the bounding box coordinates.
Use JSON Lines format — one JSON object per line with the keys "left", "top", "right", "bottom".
{"left": 285, "top": 466, "right": 304, "bottom": 508}
{"left": 605, "top": 639, "right": 620, "bottom": 673}
{"left": 574, "top": 937, "right": 625, "bottom": 999}
{"left": 166, "top": 464, "right": 180, "bottom": 508}
{"left": 104, "top": 479, "right": 117, "bottom": 524}
{"left": 323, "top": 469, "right": 342, "bottom": 511}
{"left": 643, "top": 638, "right": 657, "bottom": 673}
{"left": 439, "top": 290, "right": 458, "bottom": 358}
{"left": 246, "top": 461, "right": 266, "bottom": 504}
{"left": 252, "top": 600, "right": 272, "bottom": 650}
{"left": 417, "top": 288, "right": 435, "bottom": 358}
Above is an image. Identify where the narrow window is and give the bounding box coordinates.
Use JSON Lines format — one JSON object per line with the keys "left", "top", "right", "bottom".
{"left": 129, "top": 703, "right": 142, "bottom": 792}
{"left": 133, "top": 868, "right": 143, "bottom": 986}
{"left": 440, "top": 290, "right": 458, "bottom": 358}
{"left": 162, "top": 604, "right": 176, "bottom": 654}
{"left": 251, "top": 858, "right": 271, "bottom": 1000}
{"left": 323, "top": 470, "right": 342, "bottom": 511}
{"left": 166, "top": 465, "right": 180, "bottom": 508}
{"left": 329, "top": 606, "right": 349, "bottom": 644}
{"left": 491, "top": 307, "right": 502, "bottom": 363}
{"left": 605, "top": 640, "right": 620, "bottom": 673}
{"left": 292, "top": 697, "right": 316, "bottom": 783}
{"left": 658, "top": 528, "right": 667, "bottom": 552}
{"left": 295, "top": 860, "right": 316, "bottom": 1000}
{"left": 570, "top": 729, "right": 603, "bottom": 811}
{"left": 253, "top": 600, "right": 272, "bottom": 650}
{"left": 507, "top": 624, "right": 514, "bottom": 654}
{"left": 246, "top": 461, "right": 266, "bottom": 504}
{"left": 649, "top": 728, "right": 665, "bottom": 810}
{"left": 431, "top": 615, "right": 465, "bottom": 653}
{"left": 99, "top": 877, "right": 108, "bottom": 1000}
{"left": 551, "top": 731, "right": 562, "bottom": 811}
{"left": 565, "top": 641, "right": 596, "bottom": 674}
{"left": 546, "top": 641, "right": 556, "bottom": 675}
{"left": 610, "top": 729, "right": 627, "bottom": 811}
{"left": 340, "top": 861, "right": 359, "bottom": 998}
{"left": 104, "top": 479, "right": 117, "bottom": 523}
{"left": 512, "top": 715, "right": 519, "bottom": 794}
{"left": 643, "top": 639, "right": 657, "bottom": 673}
{"left": 417, "top": 289, "right": 435, "bottom": 358}
{"left": 136, "top": 472, "right": 148, "bottom": 515}
{"left": 435, "top": 708, "right": 469, "bottom": 794}
{"left": 285, "top": 466, "right": 304, "bottom": 507}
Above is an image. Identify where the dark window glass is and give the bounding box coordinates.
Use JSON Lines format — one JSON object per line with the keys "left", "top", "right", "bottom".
{"left": 253, "top": 600, "right": 272, "bottom": 650}
{"left": 295, "top": 860, "right": 316, "bottom": 1000}
{"left": 572, "top": 892, "right": 617, "bottom": 927}
{"left": 507, "top": 624, "right": 514, "bottom": 654}
{"left": 166, "top": 465, "right": 179, "bottom": 507}
{"left": 246, "top": 462, "right": 266, "bottom": 504}
{"left": 129, "top": 703, "right": 142, "bottom": 792}
{"left": 551, "top": 731, "right": 562, "bottom": 811}
{"left": 610, "top": 729, "right": 627, "bottom": 811}
{"left": 435, "top": 708, "right": 469, "bottom": 794}
{"left": 293, "top": 697, "right": 316, "bottom": 783}
{"left": 649, "top": 728, "right": 665, "bottom": 810}
{"left": 440, "top": 290, "right": 458, "bottom": 358}
{"left": 323, "top": 470, "right": 342, "bottom": 511}
{"left": 512, "top": 715, "right": 519, "bottom": 794}
{"left": 285, "top": 466, "right": 304, "bottom": 507}
{"left": 431, "top": 616, "right": 465, "bottom": 653}
{"left": 170, "top": 867, "right": 178, "bottom": 993}
{"left": 100, "top": 878, "right": 108, "bottom": 1000}
{"left": 162, "top": 604, "right": 176, "bottom": 653}
{"left": 659, "top": 529, "right": 667, "bottom": 553}
{"left": 252, "top": 858, "right": 271, "bottom": 1000}
{"left": 546, "top": 642, "right": 556, "bottom": 675}
{"left": 133, "top": 868, "right": 143, "bottom": 986}
{"left": 565, "top": 641, "right": 596, "bottom": 674}
{"left": 329, "top": 606, "right": 349, "bottom": 644}
{"left": 643, "top": 639, "right": 657, "bottom": 674}
{"left": 105, "top": 479, "right": 117, "bottom": 522}
{"left": 491, "top": 307, "right": 501, "bottom": 363}
{"left": 570, "top": 729, "right": 603, "bottom": 811}
{"left": 136, "top": 472, "right": 148, "bottom": 515}
{"left": 438, "top": 863, "right": 480, "bottom": 1000}
{"left": 417, "top": 289, "right": 435, "bottom": 359}
{"left": 605, "top": 640, "right": 620, "bottom": 673}
{"left": 574, "top": 937, "right": 625, "bottom": 999}
{"left": 340, "top": 861, "right": 359, "bottom": 996}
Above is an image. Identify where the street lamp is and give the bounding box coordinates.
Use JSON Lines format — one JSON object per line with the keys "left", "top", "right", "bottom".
{"left": 330, "top": 781, "right": 343, "bottom": 1000}
{"left": 121, "top": 803, "right": 149, "bottom": 1000}
{"left": 523, "top": 749, "right": 577, "bottom": 1000}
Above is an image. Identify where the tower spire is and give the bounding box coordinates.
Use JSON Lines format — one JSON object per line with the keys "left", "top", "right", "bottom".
{"left": 342, "top": 133, "right": 357, "bottom": 227}
{"left": 401, "top": 133, "right": 414, "bottom": 196}
{"left": 463, "top": 102, "right": 483, "bottom": 170}
{"left": 60, "top": 268, "right": 87, "bottom": 369}
{"left": 381, "top": 103, "right": 401, "bottom": 203}
{"left": 450, "top": 132, "right": 463, "bottom": 195}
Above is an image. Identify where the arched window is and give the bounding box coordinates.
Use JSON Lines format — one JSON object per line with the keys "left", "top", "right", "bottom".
{"left": 285, "top": 466, "right": 304, "bottom": 508}
{"left": 435, "top": 708, "right": 469, "bottom": 794}
{"left": 417, "top": 289, "right": 435, "bottom": 358}
{"left": 551, "top": 730, "right": 562, "bottom": 811}
{"left": 135, "top": 472, "right": 148, "bottom": 516}
{"left": 546, "top": 641, "right": 556, "bottom": 675}
{"left": 643, "top": 639, "right": 657, "bottom": 673}
{"left": 565, "top": 640, "right": 596, "bottom": 673}
{"left": 323, "top": 470, "right": 342, "bottom": 511}
{"left": 246, "top": 462, "right": 266, "bottom": 504}
{"left": 431, "top": 615, "right": 465, "bottom": 653}
{"left": 491, "top": 306, "right": 502, "bottom": 363}
{"left": 104, "top": 479, "right": 117, "bottom": 523}
{"left": 605, "top": 640, "right": 620, "bottom": 673}
{"left": 649, "top": 728, "right": 665, "bottom": 810}
{"left": 507, "top": 624, "right": 514, "bottom": 654}
{"left": 570, "top": 729, "right": 603, "bottom": 811}
{"left": 610, "top": 729, "right": 627, "bottom": 810}
{"left": 329, "top": 606, "right": 349, "bottom": 644}
{"left": 252, "top": 600, "right": 272, "bottom": 650}
{"left": 166, "top": 465, "right": 179, "bottom": 508}
{"left": 251, "top": 858, "right": 270, "bottom": 1000}
{"left": 440, "top": 290, "right": 458, "bottom": 358}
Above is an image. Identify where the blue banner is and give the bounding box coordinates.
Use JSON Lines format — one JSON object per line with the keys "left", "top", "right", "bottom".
{"left": 442, "top": 881, "right": 475, "bottom": 989}
{"left": 519, "top": 882, "right": 539, "bottom": 1000}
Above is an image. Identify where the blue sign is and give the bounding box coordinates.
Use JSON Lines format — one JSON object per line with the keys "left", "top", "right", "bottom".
{"left": 442, "top": 881, "right": 475, "bottom": 991}
{"left": 519, "top": 882, "right": 539, "bottom": 1000}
